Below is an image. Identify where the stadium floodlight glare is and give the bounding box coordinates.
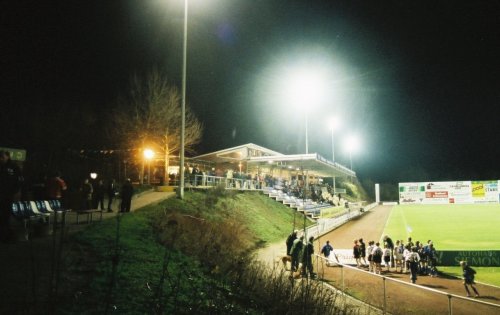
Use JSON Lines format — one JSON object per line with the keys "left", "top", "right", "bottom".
{"left": 328, "top": 116, "right": 341, "bottom": 163}
{"left": 344, "top": 134, "right": 360, "bottom": 171}
{"left": 284, "top": 67, "right": 328, "bottom": 154}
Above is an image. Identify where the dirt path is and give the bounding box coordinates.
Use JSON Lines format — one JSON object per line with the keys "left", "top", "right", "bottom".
{"left": 317, "top": 205, "right": 393, "bottom": 248}
{"left": 315, "top": 205, "right": 500, "bottom": 315}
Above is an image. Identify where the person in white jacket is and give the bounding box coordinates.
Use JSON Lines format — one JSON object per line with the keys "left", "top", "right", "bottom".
{"left": 403, "top": 245, "right": 411, "bottom": 273}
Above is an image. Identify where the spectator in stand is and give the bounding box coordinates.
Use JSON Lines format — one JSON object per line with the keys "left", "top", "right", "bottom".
{"left": 408, "top": 246, "right": 421, "bottom": 283}
{"left": 191, "top": 165, "right": 200, "bottom": 186}
{"left": 353, "top": 239, "right": 361, "bottom": 268}
{"left": 367, "top": 241, "right": 375, "bottom": 272}
{"left": 106, "top": 179, "right": 117, "bottom": 212}
{"left": 0, "top": 150, "right": 22, "bottom": 243}
{"left": 359, "top": 238, "right": 368, "bottom": 266}
{"left": 286, "top": 230, "right": 298, "bottom": 256}
{"left": 460, "top": 261, "right": 479, "bottom": 297}
{"left": 45, "top": 171, "right": 67, "bottom": 201}
{"left": 81, "top": 178, "right": 93, "bottom": 210}
{"left": 120, "top": 178, "right": 134, "bottom": 213}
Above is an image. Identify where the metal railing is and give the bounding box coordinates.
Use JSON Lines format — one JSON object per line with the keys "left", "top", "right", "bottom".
{"left": 192, "top": 174, "right": 262, "bottom": 190}
{"left": 313, "top": 254, "right": 500, "bottom": 315}
{"left": 305, "top": 202, "right": 377, "bottom": 239}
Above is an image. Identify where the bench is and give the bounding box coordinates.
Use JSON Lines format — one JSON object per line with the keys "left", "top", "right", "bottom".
{"left": 11, "top": 200, "right": 61, "bottom": 239}
{"left": 76, "top": 208, "right": 103, "bottom": 224}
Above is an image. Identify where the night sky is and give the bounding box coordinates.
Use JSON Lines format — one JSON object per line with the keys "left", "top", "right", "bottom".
{"left": 2, "top": 0, "right": 500, "bottom": 183}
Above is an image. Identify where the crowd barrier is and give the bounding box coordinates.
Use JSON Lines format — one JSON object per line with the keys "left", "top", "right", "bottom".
{"left": 314, "top": 254, "right": 500, "bottom": 315}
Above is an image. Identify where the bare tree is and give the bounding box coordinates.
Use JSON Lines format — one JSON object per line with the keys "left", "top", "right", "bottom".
{"left": 111, "top": 69, "right": 202, "bottom": 184}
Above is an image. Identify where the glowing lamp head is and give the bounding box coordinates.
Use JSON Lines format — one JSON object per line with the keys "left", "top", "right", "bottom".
{"left": 144, "top": 149, "right": 154, "bottom": 160}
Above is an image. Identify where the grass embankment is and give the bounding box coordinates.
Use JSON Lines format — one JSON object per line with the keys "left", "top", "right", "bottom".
{"left": 57, "top": 190, "right": 320, "bottom": 314}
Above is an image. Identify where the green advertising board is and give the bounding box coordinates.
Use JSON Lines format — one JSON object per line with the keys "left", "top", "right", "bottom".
{"left": 436, "top": 250, "right": 500, "bottom": 267}
{"left": 0, "top": 147, "right": 27, "bottom": 161}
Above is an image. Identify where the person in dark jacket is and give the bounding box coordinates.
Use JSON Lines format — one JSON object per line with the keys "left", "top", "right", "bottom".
{"left": 286, "top": 230, "right": 298, "bottom": 256}
{"left": 0, "top": 150, "right": 22, "bottom": 242}
{"left": 290, "top": 236, "right": 304, "bottom": 272}
{"left": 120, "top": 178, "right": 134, "bottom": 213}
{"left": 460, "top": 261, "right": 479, "bottom": 297}
{"left": 81, "top": 178, "right": 93, "bottom": 210}
{"left": 301, "top": 236, "right": 316, "bottom": 278}
{"left": 106, "top": 179, "right": 117, "bottom": 212}
{"left": 94, "top": 179, "right": 106, "bottom": 210}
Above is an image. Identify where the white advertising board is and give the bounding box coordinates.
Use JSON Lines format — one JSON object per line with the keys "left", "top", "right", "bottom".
{"left": 399, "top": 182, "right": 425, "bottom": 204}
{"left": 399, "top": 180, "right": 499, "bottom": 205}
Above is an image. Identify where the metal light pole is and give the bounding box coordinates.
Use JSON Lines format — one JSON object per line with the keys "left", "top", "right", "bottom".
{"left": 144, "top": 149, "right": 154, "bottom": 185}
{"left": 178, "top": 0, "right": 188, "bottom": 199}
{"left": 349, "top": 149, "right": 353, "bottom": 170}
{"left": 305, "top": 110, "right": 309, "bottom": 154}
{"left": 331, "top": 127, "right": 336, "bottom": 194}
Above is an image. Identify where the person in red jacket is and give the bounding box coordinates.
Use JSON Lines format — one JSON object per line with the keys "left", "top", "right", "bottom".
{"left": 45, "top": 171, "right": 67, "bottom": 200}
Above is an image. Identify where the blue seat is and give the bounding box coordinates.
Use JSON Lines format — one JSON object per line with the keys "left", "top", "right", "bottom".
{"left": 11, "top": 201, "right": 50, "bottom": 240}
{"left": 11, "top": 201, "right": 48, "bottom": 219}
{"left": 33, "top": 200, "right": 52, "bottom": 214}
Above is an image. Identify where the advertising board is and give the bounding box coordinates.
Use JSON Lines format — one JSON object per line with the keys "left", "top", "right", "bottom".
{"left": 399, "top": 180, "right": 499, "bottom": 205}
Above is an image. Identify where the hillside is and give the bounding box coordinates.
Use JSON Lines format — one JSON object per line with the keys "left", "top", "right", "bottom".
{"left": 5, "top": 190, "right": 322, "bottom": 314}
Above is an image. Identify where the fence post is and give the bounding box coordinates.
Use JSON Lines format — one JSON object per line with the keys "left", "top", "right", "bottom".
{"left": 448, "top": 294, "right": 452, "bottom": 315}
{"left": 341, "top": 265, "right": 345, "bottom": 292}
{"left": 383, "top": 277, "right": 387, "bottom": 315}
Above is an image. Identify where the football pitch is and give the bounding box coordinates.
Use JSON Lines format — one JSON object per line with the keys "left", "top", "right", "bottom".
{"left": 382, "top": 204, "right": 500, "bottom": 250}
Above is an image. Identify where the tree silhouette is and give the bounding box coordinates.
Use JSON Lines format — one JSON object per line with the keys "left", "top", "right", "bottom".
{"left": 111, "top": 69, "right": 202, "bottom": 184}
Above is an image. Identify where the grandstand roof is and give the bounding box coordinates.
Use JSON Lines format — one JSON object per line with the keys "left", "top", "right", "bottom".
{"left": 193, "top": 143, "right": 355, "bottom": 178}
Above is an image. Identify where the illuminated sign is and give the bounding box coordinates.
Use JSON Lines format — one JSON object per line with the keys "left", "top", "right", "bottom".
{"left": 0, "top": 147, "right": 26, "bottom": 161}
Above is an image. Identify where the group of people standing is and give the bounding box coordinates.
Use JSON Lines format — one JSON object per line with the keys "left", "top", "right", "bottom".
{"left": 80, "top": 178, "right": 134, "bottom": 213}
{"left": 352, "top": 236, "right": 440, "bottom": 284}
{"left": 320, "top": 234, "right": 480, "bottom": 297}
{"left": 286, "top": 231, "right": 316, "bottom": 278}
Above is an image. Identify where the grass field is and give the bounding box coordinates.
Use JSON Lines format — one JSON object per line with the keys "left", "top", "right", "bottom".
{"left": 383, "top": 204, "right": 500, "bottom": 250}
{"left": 383, "top": 204, "right": 500, "bottom": 286}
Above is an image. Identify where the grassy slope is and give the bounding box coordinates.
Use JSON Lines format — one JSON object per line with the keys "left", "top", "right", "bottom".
{"left": 59, "top": 191, "right": 313, "bottom": 313}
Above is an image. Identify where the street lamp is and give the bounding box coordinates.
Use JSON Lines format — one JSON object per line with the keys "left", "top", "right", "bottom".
{"left": 144, "top": 148, "right": 154, "bottom": 185}
{"left": 178, "top": 0, "right": 188, "bottom": 199}
{"left": 329, "top": 116, "right": 341, "bottom": 193}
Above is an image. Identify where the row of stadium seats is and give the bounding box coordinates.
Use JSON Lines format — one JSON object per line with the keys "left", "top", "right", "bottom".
{"left": 263, "top": 187, "right": 343, "bottom": 219}
{"left": 11, "top": 200, "right": 70, "bottom": 239}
